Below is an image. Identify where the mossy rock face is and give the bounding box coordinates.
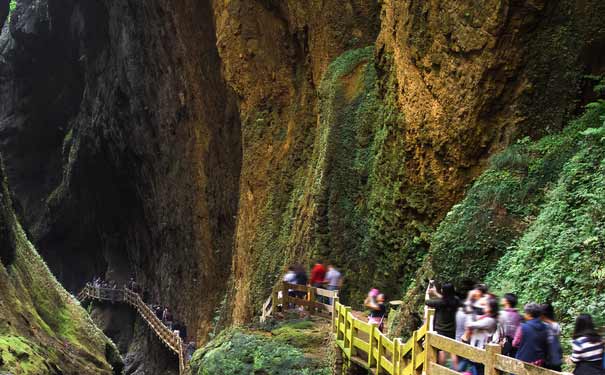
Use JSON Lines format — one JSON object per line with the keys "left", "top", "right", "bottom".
{"left": 190, "top": 320, "right": 331, "bottom": 375}
{"left": 487, "top": 103, "right": 605, "bottom": 331}
{"left": 390, "top": 81, "right": 605, "bottom": 337}
{"left": 243, "top": 46, "right": 434, "bottom": 311}
{"left": 0, "top": 157, "right": 121, "bottom": 374}
{"left": 428, "top": 107, "right": 604, "bottom": 289}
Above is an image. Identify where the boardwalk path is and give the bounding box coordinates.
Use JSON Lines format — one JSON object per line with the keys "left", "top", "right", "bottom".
{"left": 262, "top": 282, "right": 567, "bottom": 375}
{"left": 78, "top": 285, "right": 187, "bottom": 374}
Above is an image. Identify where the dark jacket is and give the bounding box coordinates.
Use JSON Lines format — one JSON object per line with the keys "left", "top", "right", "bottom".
{"left": 425, "top": 297, "right": 460, "bottom": 337}
{"left": 515, "top": 318, "right": 548, "bottom": 364}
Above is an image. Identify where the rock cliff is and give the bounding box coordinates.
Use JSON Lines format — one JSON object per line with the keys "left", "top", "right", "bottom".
{"left": 0, "top": 155, "right": 121, "bottom": 374}
{"left": 0, "top": 0, "right": 604, "bottom": 372}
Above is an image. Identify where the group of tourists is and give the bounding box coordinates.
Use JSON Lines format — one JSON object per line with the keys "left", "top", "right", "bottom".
{"left": 426, "top": 281, "right": 605, "bottom": 375}
{"left": 282, "top": 260, "right": 343, "bottom": 303}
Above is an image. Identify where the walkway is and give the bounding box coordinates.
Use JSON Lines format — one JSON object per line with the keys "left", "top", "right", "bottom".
{"left": 263, "top": 282, "right": 565, "bottom": 375}
{"left": 77, "top": 284, "right": 187, "bottom": 375}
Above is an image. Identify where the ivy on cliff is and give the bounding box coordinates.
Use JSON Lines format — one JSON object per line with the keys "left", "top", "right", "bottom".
{"left": 244, "top": 46, "right": 435, "bottom": 310}
{"left": 487, "top": 78, "right": 605, "bottom": 329}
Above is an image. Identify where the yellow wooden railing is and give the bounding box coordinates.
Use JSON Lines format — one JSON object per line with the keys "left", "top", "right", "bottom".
{"left": 332, "top": 300, "right": 564, "bottom": 375}
{"left": 79, "top": 284, "right": 188, "bottom": 374}
{"left": 261, "top": 282, "right": 339, "bottom": 322}
{"left": 333, "top": 299, "right": 433, "bottom": 374}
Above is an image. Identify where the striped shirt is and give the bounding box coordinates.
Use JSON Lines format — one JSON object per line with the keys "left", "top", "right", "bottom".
{"left": 571, "top": 336, "right": 603, "bottom": 362}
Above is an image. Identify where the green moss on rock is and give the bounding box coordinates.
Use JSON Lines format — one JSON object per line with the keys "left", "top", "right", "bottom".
{"left": 190, "top": 325, "right": 331, "bottom": 375}
{"left": 0, "top": 157, "right": 121, "bottom": 374}
{"left": 487, "top": 104, "right": 605, "bottom": 329}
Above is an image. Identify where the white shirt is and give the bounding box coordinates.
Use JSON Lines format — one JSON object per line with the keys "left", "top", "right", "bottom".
{"left": 325, "top": 269, "right": 341, "bottom": 287}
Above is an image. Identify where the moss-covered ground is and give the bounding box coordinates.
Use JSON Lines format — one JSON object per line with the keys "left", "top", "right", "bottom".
{"left": 190, "top": 317, "right": 332, "bottom": 375}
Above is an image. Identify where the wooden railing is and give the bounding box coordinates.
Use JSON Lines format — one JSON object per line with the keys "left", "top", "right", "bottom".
{"left": 333, "top": 299, "right": 433, "bottom": 374}
{"left": 260, "top": 282, "right": 339, "bottom": 322}
{"left": 78, "top": 284, "right": 188, "bottom": 374}
{"left": 332, "top": 300, "right": 564, "bottom": 375}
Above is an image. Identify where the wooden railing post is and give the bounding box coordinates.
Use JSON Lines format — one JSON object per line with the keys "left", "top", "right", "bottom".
{"left": 308, "top": 287, "right": 316, "bottom": 313}
{"left": 427, "top": 308, "right": 435, "bottom": 332}
{"left": 367, "top": 323, "right": 375, "bottom": 368}
{"left": 376, "top": 329, "right": 383, "bottom": 374}
{"left": 344, "top": 307, "right": 353, "bottom": 358}
{"left": 411, "top": 330, "right": 420, "bottom": 375}
{"left": 332, "top": 297, "right": 340, "bottom": 331}
{"left": 424, "top": 332, "right": 438, "bottom": 375}
{"left": 394, "top": 338, "right": 402, "bottom": 375}
{"left": 486, "top": 344, "right": 502, "bottom": 375}
{"left": 336, "top": 303, "right": 345, "bottom": 341}
{"left": 282, "top": 282, "right": 289, "bottom": 310}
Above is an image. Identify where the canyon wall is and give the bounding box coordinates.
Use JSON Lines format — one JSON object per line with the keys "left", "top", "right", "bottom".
{"left": 0, "top": 0, "right": 604, "bottom": 371}
{"left": 1, "top": 0, "right": 240, "bottom": 372}
{"left": 224, "top": 0, "right": 605, "bottom": 323}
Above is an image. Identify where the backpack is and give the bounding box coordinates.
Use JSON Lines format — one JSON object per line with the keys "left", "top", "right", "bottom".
{"left": 495, "top": 323, "right": 516, "bottom": 357}
{"left": 545, "top": 324, "right": 562, "bottom": 367}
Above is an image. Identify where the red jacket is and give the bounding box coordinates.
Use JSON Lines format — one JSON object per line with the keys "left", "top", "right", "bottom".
{"left": 310, "top": 264, "right": 326, "bottom": 285}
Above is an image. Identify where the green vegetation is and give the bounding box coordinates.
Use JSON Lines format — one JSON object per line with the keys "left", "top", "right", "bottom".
{"left": 245, "top": 46, "right": 434, "bottom": 312}
{"left": 406, "top": 77, "right": 605, "bottom": 333}
{"left": 0, "top": 161, "right": 119, "bottom": 374}
{"left": 190, "top": 320, "right": 331, "bottom": 375}
{"left": 270, "top": 319, "right": 325, "bottom": 348}
{"left": 0, "top": 336, "right": 48, "bottom": 373}
{"left": 487, "top": 79, "right": 605, "bottom": 329}
{"left": 7, "top": 0, "right": 16, "bottom": 24}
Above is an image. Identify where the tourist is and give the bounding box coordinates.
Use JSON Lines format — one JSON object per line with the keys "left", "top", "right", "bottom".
{"left": 154, "top": 304, "right": 163, "bottom": 320}
{"left": 365, "top": 290, "right": 387, "bottom": 332}
{"left": 283, "top": 266, "right": 296, "bottom": 285}
{"left": 492, "top": 293, "right": 522, "bottom": 357}
{"left": 541, "top": 303, "right": 562, "bottom": 371}
{"left": 325, "top": 264, "right": 342, "bottom": 305}
{"left": 325, "top": 264, "right": 342, "bottom": 291}
{"left": 513, "top": 303, "right": 548, "bottom": 366}
{"left": 464, "top": 298, "right": 498, "bottom": 375}
{"left": 293, "top": 264, "right": 308, "bottom": 301}
{"left": 163, "top": 307, "right": 174, "bottom": 330}
{"left": 464, "top": 284, "right": 487, "bottom": 317}
{"left": 310, "top": 260, "right": 326, "bottom": 288}
{"left": 425, "top": 282, "right": 460, "bottom": 339}
{"left": 571, "top": 314, "right": 605, "bottom": 375}
{"left": 179, "top": 322, "right": 187, "bottom": 340}
{"left": 186, "top": 341, "right": 196, "bottom": 361}
{"left": 425, "top": 282, "right": 460, "bottom": 364}
{"left": 425, "top": 282, "right": 457, "bottom": 363}
{"left": 455, "top": 305, "right": 470, "bottom": 372}
{"left": 310, "top": 260, "right": 327, "bottom": 304}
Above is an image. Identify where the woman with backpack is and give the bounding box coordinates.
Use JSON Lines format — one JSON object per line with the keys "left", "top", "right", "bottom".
{"left": 571, "top": 314, "right": 605, "bottom": 375}
{"left": 492, "top": 293, "right": 522, "bottom": 357}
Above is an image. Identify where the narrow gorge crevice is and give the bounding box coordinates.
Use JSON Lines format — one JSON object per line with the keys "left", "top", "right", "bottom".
{"left": 1, "top": 0, "right": 241, "bottom": 372}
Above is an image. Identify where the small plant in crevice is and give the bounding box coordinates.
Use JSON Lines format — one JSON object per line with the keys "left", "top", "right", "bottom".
{"left": 7, "top": 0, "right": 17, "bottom": 24}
